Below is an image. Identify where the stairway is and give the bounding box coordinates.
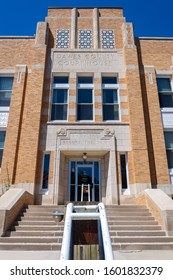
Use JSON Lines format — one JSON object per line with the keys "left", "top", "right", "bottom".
{"left": 0, "top": 205, "right": 65, "bottom": 251}
{"left": 1, "top": 203, "right": 173, "bottom": 252}
{"left": 106, "top": 204, "right": 173, "bottom": 250}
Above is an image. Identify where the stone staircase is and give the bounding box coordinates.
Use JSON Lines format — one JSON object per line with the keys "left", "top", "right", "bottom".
{"left": 1, "top": 204, "right": 173, "bottom": 252}
{"left": 0, "top": 205, "right": 65, "bottom": 251}
{"left": 106, "top": 204, "right": 173, "bottom": 250}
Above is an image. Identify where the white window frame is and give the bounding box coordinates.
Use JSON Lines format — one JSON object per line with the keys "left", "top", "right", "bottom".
{"left": 157, "top": 75, "right": 173, "bottom": 113}
{"left": 50, "top": 76, "right": 69, "bottom": 122}
{"left": 77, "top": 76, "right": 94, "bottom": 122}
{"left": 102, "top": 76, "right": 120, "bottom": 122}
{"left": 0, "top": 75, "right": 14, "bottom": 112}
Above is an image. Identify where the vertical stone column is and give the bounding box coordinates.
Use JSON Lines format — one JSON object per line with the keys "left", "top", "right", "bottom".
{"left": 93, "top": 8, "right": 99, "bottom": 49}
{"left": 105, "top": 148, "right": 117, "bottom": 205}
{"left": 71, "top": 8, "right": 77, "bottom": 49}
{"left": 68, "top": 72, "right": 76, "bottom": 122}
{"left": 94, "top": 72, "right": 102, "bottom": 122}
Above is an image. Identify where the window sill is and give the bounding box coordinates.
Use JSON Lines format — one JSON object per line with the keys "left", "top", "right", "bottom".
{"left": 39, "top": 189, "right": 49, "bottom": 195}
{"left": 161, "top": 108, "right": 173, "bottom": 112}
{"left": 47, "top": 121, "right": 129, "bottom": 126}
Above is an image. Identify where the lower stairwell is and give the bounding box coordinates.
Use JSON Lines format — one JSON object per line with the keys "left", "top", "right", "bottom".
{"left": 0, "top": 205, "right": 65, "bottom": 251}
{"left": 106, "top": 204, "right": 173, "bottom": 250}
{"left": 0, "top": 203, "right": 173, "bottom": 253}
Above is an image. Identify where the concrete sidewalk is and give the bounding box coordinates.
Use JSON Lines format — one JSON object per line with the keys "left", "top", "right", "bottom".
{"left": 0, "top": 250, "right": 173, "bottom": 260}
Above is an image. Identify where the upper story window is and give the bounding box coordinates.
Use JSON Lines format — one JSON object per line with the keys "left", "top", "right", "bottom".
{"left": 0, "top": 76, "right": 14, "bottom": 108}
{"left": 101, "top": 30, "right": 115, "bottom": 49}
{"left": 102, "top": 76, "right": 119, "bottom": 121}
{"left": 56, "top": 29, "right": 69, "bottom": 48}
{"left": 156, "top": 77, "right": 173, "bottom": 108}
{"left": 51, "top": 76, "right": 69, "bottom": 121}
{"left": 0, "top": 130, "right": 6, "bottom": 167}
{"left": 79, "top": 30, "right": 92, "bottom": 49}
{"left": 77, "top": 76, "right": 93, "bottom": 121}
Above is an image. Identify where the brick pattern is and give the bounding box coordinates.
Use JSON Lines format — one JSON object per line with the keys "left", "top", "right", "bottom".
{"left": 0, "top": 7, "right": 173, "bottom": 203}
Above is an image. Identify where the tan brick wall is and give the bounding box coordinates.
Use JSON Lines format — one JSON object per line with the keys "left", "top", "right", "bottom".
{"left": 136, "top": 39, "right": 173, "bottom": 185}
{"left": 0, "top": 23, "right": 48, "bottom": 193}
{"left": 124, "top": 45, "right": 151, "bottom": 184}
{"left": 1, "top": 66, "right": 27, "bottom": 184}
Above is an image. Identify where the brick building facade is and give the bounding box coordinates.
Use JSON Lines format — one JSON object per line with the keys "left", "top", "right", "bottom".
{"left": 0, "top": 7, "right": 172, "bottom": 205}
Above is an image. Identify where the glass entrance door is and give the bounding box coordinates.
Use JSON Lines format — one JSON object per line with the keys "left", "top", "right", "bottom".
{"left": 69, "top": 161, "right": 100, "bottom": 202}
{"left": 77, "top": 165, "right": 93, "bottom": 201}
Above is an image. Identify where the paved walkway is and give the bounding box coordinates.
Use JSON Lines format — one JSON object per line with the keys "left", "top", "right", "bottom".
{"left": 0, "top": 250, "right": 173, "bottom": 260}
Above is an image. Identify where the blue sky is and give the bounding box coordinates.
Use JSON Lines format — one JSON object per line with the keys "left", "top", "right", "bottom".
{"left": 0, "top": 0, "right": 172, "bottom": 37}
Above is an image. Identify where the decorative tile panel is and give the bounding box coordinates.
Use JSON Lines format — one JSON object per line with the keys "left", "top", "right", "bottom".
{"left": 101, "top": 30, "right": 115, "bottom": 49}
{"left": 56, "top": 29, "right": 69, "bottom": 49}
{"left": 79, "top": 30, "right": 92, "bottom": 49}
{"left": 0, "top": 112, "right": 8, "bottom": 127}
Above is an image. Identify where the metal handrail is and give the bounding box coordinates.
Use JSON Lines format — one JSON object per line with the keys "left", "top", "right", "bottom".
{"left": 60, "top": 202, "right": 113, "bottom": 260}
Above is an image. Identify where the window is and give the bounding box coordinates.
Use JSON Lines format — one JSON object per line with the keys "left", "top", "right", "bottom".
{"left": 0, "top": 131, "right": 6, "bottom": 167}
{"left": 79, "top": 30, "right": 92, "bottom": 49}
{"left": 102, "top": 76, "right": 119, "bottom": 121}
{"left": 56, "top": 29, "right": 69, "bottom": 48}
{"left": 120, "top": 153, "right": 129, "bottom": 193}
{"left": 0, "top": 76, "right": 14, "bottom": 107}
{"left": 156, "top": 77, "right": 173, "bottom": 108}
{"left": 42, "top": 153, "right": 50, "bottom": 189}
{"left": 77, "top": 76, "right": 93, "bottom": 121}
{"left": 101, "top": 30, "right": 115, "bottom": 49}
{"left": 164, "top": 131, "right": 173, "bottom": 170}
{"left": 51, "top": 76, "right": 68, "bottom": 121}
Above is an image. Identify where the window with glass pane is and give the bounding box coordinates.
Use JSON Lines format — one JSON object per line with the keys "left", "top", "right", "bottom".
{"left": 102, "top": 77, "right": 119, "bottom": 121}
{"left": 77, "top": 77, "right": 93, "bottom": 121}
{"left": 156, "top": 78, "right": 173, "bottom": 108}
{"left": 0, "top": 77, "right": 13, "bottom": 107}
{"left": 164, "top": 131, "right": 173, "bottom": 169}
{"left": 0, "top": 131, "right": 6, "bottom": 167}
{"left": 51, "top": 77, "right": 68, "bottom": 121}
{"left": 42, "top": 154, "right": 50, "bottom": 189}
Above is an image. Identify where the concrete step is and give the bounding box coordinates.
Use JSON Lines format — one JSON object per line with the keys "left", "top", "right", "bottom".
{"left": 7, "top": 231, "right": 63, "bottom": 237}
{"left": 108, "top": 220, "right": 158, "bottom": 225}
{"left": 106, "top": 204, "right": 148, "bottom": 208}
{"left": 12, "top": 225, "right": 64, "bottom": 231}
{"left": 112, "top": 243, "right": 173, "bottom": 250}
{"left": 107, "top": 216, "right": 155, "bottom": 221}
{"left": 20, "top": 216, "right": 60, "bottom": 221}
{"left": 109, "top": 230, "right": 166, "bottom": 236}
{"left": 106, "top": 209, "right": 151, "bottom": 216}
{"left": 106, "top": 211, "right": 151, "bottom": 216}
{"left": 110, "top": 236, "right": 173, "bottom": 243}
{"left": 0, "top": 237, "right": 62, "bottom": 243}
{"left": 0, "top": 243, "right": 61, "bottom": 251}
{"left": 15, "top": 221, "right": 64, "bottom": 226}
{"left": 109, "top": 225, "right": 162, "bottom": 230}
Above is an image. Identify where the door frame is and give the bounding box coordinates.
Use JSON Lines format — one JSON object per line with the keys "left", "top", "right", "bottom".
{"left": 75, "top": 164, "right": 94, "bottom": 201}
{"left": 68, "top": 160, "right": 101, "bottom": 202}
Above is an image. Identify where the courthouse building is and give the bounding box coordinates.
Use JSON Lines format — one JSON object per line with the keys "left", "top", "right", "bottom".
{"left": 0, "top": 7, "right": 173, "bottom": 205}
